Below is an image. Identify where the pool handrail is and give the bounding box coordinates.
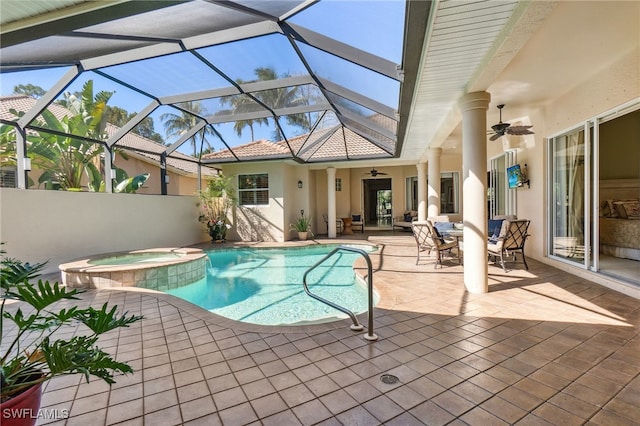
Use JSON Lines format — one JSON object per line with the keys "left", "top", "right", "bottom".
{"left": 302, "top": 245, "right": 378, "bottom": 341}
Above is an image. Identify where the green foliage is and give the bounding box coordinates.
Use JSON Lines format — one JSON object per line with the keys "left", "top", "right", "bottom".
{"left": 197, "top": 175, "right": 237, "bottom": 241}
{"left": 289, "top": 215, "right": 313, "bottom": 234}
{"left": 0, "top": 243, "right": 143, "bottom": 403}
{"left": 6, "top": 81, "right": 150, "bottom": 192}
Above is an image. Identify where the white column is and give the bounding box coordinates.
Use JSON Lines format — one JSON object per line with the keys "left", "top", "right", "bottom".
{"left": 427, "top": 148, "right": 442, "bottom": 219}
{"left": 104, "top": 146, "right": 114, "bottom": 193}
{"left": 417, "top": 162, "right": 427, "bottom": 222}
{"left": 459, "top": 91, "right": 491, "bottom": 294}
{"left": 327, "top": 167, "right": 337, "bottom": 238}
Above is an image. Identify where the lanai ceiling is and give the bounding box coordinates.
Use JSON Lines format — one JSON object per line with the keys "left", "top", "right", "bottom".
{"left": 2, "top": 1, "right": 636, "bottom": 168}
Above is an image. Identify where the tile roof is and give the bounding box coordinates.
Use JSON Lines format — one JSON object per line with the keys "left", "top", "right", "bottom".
{"left": 0, "top": 95, "right": 216, "bottom": 177}
{"left": 202, "top": 125, "right": 390, "bottom": 164}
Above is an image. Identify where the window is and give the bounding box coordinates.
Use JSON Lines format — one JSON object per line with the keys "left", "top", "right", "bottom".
{"left": 406, "top": 176, "right": 417, "bottom": 211}
{"left": 0, "top": 167, "right": 17, "bottom": 188}
{"left": 488, "top": 151, "right": 516, "bottom": 218}
{"left": 407, "top": 172, "right": 460, "bottom": 213}
{"left": 335, "top": 178, "right": 342, "bottom": 192}
{"left": 238, "top": 174, "right": 269, "bottom": 205}
{"left": 440, "top": 172, "right": 459, "bottom": 214}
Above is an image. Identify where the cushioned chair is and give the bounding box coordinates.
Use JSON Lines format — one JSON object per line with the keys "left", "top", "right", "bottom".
{"left": 351, "top": 213, "right": 364, "bottom": 233}
{"left": 322, "top": 214, "right": 343, "bottom": 234}
{"left": 411, "top": 221, "right": 460, "bottom": 268}
{"left": 488, "top": 219, "right": 530, "bottom": 272}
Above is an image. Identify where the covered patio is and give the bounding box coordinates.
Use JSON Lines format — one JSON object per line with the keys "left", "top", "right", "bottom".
{"left": 14, "top": 235, "right": 639, "bottom": 425}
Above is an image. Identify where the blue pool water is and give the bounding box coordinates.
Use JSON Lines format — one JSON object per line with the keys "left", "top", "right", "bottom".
{"left": 166, "top": 244, "right": 377, "bottom": 326}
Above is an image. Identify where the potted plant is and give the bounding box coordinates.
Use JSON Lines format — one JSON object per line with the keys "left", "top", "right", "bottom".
{"left": 197, "top": 174, "right": 237, "bottom": 243}
{"left": 289, "top": 211, "right": 313, "bottom": 241}
{"left": 1, "top": 245, "right": 142, "bottom": 426}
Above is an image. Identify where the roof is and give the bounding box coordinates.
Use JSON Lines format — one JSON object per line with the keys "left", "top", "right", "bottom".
{"left": 0, "top": 0, "right": 412, "bottom": 164}
{"left": 0, "top": 95, "right": 216, "bottom": 177}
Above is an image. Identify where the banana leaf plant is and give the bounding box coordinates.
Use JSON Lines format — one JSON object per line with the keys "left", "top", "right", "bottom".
{"left": 0, "top": 244, "right": 143, "bottom": 403}
{"left": 6, "top": 81, "right": 150, "bottom": 193}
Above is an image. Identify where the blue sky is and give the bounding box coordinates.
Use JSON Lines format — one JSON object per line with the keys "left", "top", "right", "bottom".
{"left": 0, "top": 1, "right": 405, "bottom": 157}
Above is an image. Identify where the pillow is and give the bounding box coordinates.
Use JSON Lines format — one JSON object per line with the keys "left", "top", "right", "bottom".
{"left": 433, "top": 222, "right": 453, "bottom": 243}
{"left": 614, "top": 200, "right": 640, "bottom": 219}
{"left": 599, "top": 200, "right": 611, "bottom": 217}
{"left": 488, "top": 219, "right": 504, "bottom": 240}
{"left": 403, "top": 213, "right": 413, "bottom": 222}
{"left": 433, "top": 222, "right": 454, "bottom": 232}
{"left": 432, "top": 227, "right": 446, "bottom": 244}
{"left": 606, "top": 200, "right": 619, "bottom": 218}
{"left": 352, "top": 214, "right": 361, "bottom": 222}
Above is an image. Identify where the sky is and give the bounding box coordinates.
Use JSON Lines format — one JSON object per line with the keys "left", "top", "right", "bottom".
{"left": 0, "top": 1, "right": 405, "bottom": 158}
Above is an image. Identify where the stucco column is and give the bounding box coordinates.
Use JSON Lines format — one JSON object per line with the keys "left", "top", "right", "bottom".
{"left": 327, "top": 167, "right": 337, "bottom": 238}
{"left": 459, "top": 91, "right": 490, "bottom": 294}
{"left": 416, "top": 162, "right": 427, "bottom": 221}
{"left": 427, "top": 148, "right": 442, "bottom": 219}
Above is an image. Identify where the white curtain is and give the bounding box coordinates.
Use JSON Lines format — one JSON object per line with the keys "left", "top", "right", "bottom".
{"left": 567, "top": 130, "right": 585, "bottom": 250}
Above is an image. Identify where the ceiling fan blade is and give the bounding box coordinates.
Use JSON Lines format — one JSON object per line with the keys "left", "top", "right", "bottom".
{"left": 506, "top": 125, "right": 535, "bottom": 135}
{"left": 489, "top": 133, "right": 502, "bottom": 141}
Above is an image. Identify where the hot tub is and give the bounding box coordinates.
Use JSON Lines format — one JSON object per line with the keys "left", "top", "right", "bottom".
{"left": 59, "top": 248, "right": 207, "bottom": 290}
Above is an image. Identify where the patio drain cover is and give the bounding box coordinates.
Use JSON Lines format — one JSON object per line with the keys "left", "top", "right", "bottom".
{"left": 380, "top": 374, "right": 399, "bottom": 385}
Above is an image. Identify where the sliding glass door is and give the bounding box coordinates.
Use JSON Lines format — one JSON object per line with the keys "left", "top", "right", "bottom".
{"left": 548, "top": 127, "right": 587, "bottom": 265}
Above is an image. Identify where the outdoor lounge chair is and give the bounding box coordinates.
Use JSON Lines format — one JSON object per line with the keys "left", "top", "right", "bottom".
{"left": 487, "top": 219, "right": 530, "bottom": 272}
{"left": 351, "top": 213, "right": 364, "bottom": 233}
{"left": 323, "top": 214, "right": 343, "bottom": 234}
{"left": 411, "top": 221, "right": 460, "bottom": 268}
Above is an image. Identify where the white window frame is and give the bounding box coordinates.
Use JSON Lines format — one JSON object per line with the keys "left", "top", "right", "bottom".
{"left": 238, "top": 173, "right": 269, "bottom": 206}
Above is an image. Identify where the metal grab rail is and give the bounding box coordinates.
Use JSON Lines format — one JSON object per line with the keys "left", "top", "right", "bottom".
{"left": 302, "top": 246, "right": 378, "bottom": 341}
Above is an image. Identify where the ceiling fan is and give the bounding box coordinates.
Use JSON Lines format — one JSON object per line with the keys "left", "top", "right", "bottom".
{"left": 488, "top": 104, "right": 534, "bottom": 141}
{"left": 366, "top": 168, "right": 388, "bottom": 177}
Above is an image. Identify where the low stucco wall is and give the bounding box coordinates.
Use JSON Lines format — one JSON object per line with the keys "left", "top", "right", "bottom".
{"left": 0, "top": 188, "right": 207, "bottom": 275}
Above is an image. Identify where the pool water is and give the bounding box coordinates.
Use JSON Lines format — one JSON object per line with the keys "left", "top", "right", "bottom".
{"left": 89, "top": 252, "right": 183, "bottom": 266}
{"left": 166, "top": 245, "right": 377, "bottom": 326}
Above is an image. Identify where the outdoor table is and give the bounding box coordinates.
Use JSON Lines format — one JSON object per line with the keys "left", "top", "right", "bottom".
{"left": 341, "top": 217, "right": 354, "bottom": 234}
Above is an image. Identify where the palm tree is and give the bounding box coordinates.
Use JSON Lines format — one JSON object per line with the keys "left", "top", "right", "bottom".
{"left": 160, "top": 101, "right": 214, "bottom": 156}
{"left": 219, "top": 67, "right": 313, "bottom": 142}
{"left": 218, "top": 80, "right": 268, "bottom": 142}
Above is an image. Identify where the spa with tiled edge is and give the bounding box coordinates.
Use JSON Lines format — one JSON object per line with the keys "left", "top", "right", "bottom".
{"left": 59, "top": 247, "right": 207, "bottom": 290}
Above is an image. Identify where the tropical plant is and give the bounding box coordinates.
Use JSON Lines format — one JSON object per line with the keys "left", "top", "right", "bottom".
{"left": 197, "top": 174, "right": 237, "bottom": 241}
{"left": 7, "top": 81, "right": 149, "bottom": 192}
{"left": 160, "top": 101, "right": 215, "bottom": 157}
{"left": 10, "top": 81, "right": 112, "bottom": 191}
{"left": 289, "top": 214, "right": 313, "bottom": 235}
{"left": 0, "top": 244, "right": 143, "bottom": 404}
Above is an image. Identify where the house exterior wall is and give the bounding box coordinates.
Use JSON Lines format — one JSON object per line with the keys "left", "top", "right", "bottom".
{"left": 221, "top": 162, "right": 286, "bottom": 242}
{"left": 0, "top": 188, "right": 205, "bottom": 275}
{"left": 496, "top": 46, "right": 639, "bottom": 287}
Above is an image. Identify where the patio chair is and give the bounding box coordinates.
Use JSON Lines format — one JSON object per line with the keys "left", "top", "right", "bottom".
{"left": 411, "top": 221, "right": 460, "bottom": 268}
{"left": 322, "top": 214, "right": 343, "bottom": 234}
{"left": 487, "top": 219, "right": 530, "bottom": 272}
{"left": 351, "top": 213, "right": 364, "bottom": 233}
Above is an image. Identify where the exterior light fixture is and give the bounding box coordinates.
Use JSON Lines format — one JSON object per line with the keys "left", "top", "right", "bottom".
{"left": 110, "top": 169, "right": 117, "bottom": 179}
{"left": 165, "top": 175, "right": 170, "bottom": 184}
{"left": 297, "top": 180, "right": 303, "bottom": 189}
{"left": 22, "top": 158, "right": 31, "bottom": 171}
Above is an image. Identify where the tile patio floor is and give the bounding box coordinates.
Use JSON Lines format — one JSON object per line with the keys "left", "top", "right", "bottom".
{"left": 7, "top": 233, "right": 640, "bottom": 425}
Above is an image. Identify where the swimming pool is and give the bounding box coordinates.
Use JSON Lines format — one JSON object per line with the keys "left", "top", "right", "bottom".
{"left": 165, "top": 244, "right": 378, "bottom": 326}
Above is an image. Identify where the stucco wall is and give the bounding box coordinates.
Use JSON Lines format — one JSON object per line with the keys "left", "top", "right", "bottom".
{"left": 221, "top": 162, "right": 285, "bottom": 242}
{"left": 0, "top": 188, "right": 206, "bottom": 275}
{"left": 504, "top": 47, "right": 639, "bottom": 263}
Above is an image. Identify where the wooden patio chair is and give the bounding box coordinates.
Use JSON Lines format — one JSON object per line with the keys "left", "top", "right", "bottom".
{"left": 411, "top": 221, "right": 460, "bottom": 268}
{"left": 487, "top": 219, "right": 531, "bottom": 272}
